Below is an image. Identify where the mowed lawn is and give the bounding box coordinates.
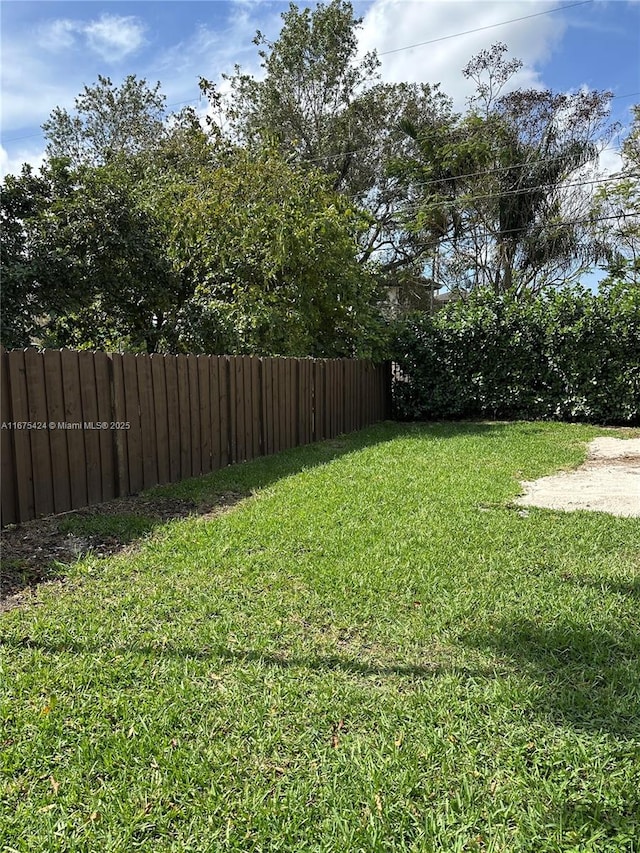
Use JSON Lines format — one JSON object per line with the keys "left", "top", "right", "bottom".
{"left": 1, "top": 422, "right": 639, "bottom": 852}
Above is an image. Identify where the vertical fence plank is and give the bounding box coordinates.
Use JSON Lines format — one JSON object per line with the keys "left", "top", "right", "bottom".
{"left": 243, "top": 357, "right": 253, "bottom": 461}
{"left": 316, "top": 360, "right": 325, "bottom": 442}
{"left": 261, "top": 358, "right": 272, "bottom": 456}
{"left": 121, "top": 353, "right": 142, "bottom": 495}
{"left": 233, "top": 357, "right": 245, "bottom": 463}
{"left": 110, "top": 354, "right": 129, "bottom": 497}
{"left": 78, "top": 351, "right": 102, "bottom": 506}
{"left": 137, "top": 355, "right": 158, "bottom": 490}
{"left": 290, "top": 359, "right": 297, "bottom": 449}
{"left": 1, "top": 347, "right": 17, "bottom": 525}
{"left": 198, "top": 356, "right": 212, "bottom": 476}
{"left": 24, "top": 349, "right": 54, "bottom": 518}
{"left": 94, "top": 351, "right": 116, "bottom": 501}
{"left": 227, "top": 356, "right": 237, "bottom": 464}
{"left": 220, "top": 357, "right": 230, "bottom": 468}
{"left": 7, "top": 350, "right": 34, "bottom": 522}
{"left": 332, "top": 360, "right": 339, "bottom": 438}
{"left": 209, "top": 357, "right": 221, "bottom": 472}
{"left": 328, "top": 360, "right": 334, "bottom": 438}
{"left": 270, "top": 357, "right": 279, "bottom": 454}
{"left": 176, "top": 355, "right": 191, "bottom": 480}
{"left": 151, "top": 355, "right": 170, "bottom": 486}
{"left": 187, "top": 355, "right": 201, "bottom": 478}
{"left": 164, "top": 356, "right": 180, "bottom": 484}
{"left": 251, "top": 357, "right": 261, "bottom": 458}
{"left": 292, "top": 360, "right": 299, "bottom": 448}
{"left": 300, "top": 359, "right": 309, "bottom": 445}
{"left": 280, "top": 359, "right": 289, "bottom": 450}
{"left": 60, "top": 349, "right": 88, "bottom": 510}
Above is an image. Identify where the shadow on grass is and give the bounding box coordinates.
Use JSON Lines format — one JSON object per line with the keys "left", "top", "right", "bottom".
{"left": 4, "top": 634, "right": 495, "bottom": 684}
{"left": 1, "top": 420, "right": 512, "bottom": 604}
{"left": 464, "top": 618, "right": 640, "bottom": 738}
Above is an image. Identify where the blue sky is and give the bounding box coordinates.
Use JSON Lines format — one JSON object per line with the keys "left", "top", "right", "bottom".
{"left": 1, "top": 0, "right": 638, "bottom": 179}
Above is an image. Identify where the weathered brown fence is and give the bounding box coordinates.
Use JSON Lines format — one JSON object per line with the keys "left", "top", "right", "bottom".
{"left": 0, "top": 348, "right": 390, "bottom": 525}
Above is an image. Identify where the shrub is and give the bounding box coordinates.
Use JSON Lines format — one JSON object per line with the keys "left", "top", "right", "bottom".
{"left": 393, "top": 284, "right": 640, "bottom": 425}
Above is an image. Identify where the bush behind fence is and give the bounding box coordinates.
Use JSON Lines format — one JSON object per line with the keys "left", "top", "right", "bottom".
{"left": 1, "top": 348, "right": 391, "bottom": 525}
{"left": 393, "top": 286, "right": 640, "bottom": 426}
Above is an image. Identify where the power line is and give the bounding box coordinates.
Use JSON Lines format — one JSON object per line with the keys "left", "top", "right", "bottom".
{"left": 388, "top": 151, "right": 623, "bottom": 195}
{"left": 395, "top": 174, "right": 626, "bottom": 217}
{"left": 419, "top": 213, "right": 631, "bottom": 246}
{"left": 379, "top": 1, "right": 594, "bottom": 56}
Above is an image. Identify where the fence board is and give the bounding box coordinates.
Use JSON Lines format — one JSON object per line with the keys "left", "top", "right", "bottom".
{"left": 187, "top": 356, "right": 201, "bottom": 478}
{"left": 24, "top": 349, "right": 54, "bottom": 518}
{"left": 176, "top": 355, "right": 191, "bottom": 480}
{"left": 60, "top": 349, "right": 89, "bottom": 510}
{"left": 95, "top": 351, "right": 116, "bottom": 500}
{"left": 164, "top": 356, "right": 180, "bottom": 484}
{"left": 220, "top": 357, "right": 231, "bottom": 469}
{"left": 278, "top": 359, "right": 288, "bottom": 450}
{"left": 269, "top": 358, "right": 279, "bottom": 454}
{"left": 7, "top": 350, "right": 34, "bottom": 522}
{"left": 78, "top": 351, "right": 102, "bottom": 507}
{"left": 121, "top": 354, "right": 142, "bottom": 495}
{"left": 198, "top": 356, "right": 212, "bottom": 475}
{"left": 261, "top": 358, "right": 272, "bottom": 456}
{"left": 251, "top": 357, "right": 261, "bottom": 458}
{"left": 209, "top": 357, "right": 221, "bottom": 471}
{"left": 110, "top": 354, "right": 129, "bottom": 496}
{"left": 151, "top": 355, "right": 170, "bottom": 486}
{"left": 1, "top": 347, "right": 17, "bottom": 525}
{"left": 136, "top": 355, "right": 157, "bottom": 490}
{"left": 232, "top": 357, "right": 244, "bottom": 463}
{"left": 242, "top": 355, "right": 256, "bottom": 459}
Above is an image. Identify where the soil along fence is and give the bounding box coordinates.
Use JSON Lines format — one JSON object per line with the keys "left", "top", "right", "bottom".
{"left": 0, "top": 347, "right": 391, "bottom": 525}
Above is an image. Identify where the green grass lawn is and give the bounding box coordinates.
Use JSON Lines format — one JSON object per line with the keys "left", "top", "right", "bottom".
{"left": 2, "top": 421, "right": 639, "bottom": 852}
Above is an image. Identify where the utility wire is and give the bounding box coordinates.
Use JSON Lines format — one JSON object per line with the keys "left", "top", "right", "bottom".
{"left": 407, "top": 213, "right": 631, "bottom": 246}
{"left": 389, "top": 180, "right": 630, "bottom": 221}
{"left": 378, "top": 1, "right": 594, "bottom": 56}
{"left": 384, "top": 169, "right": 619, "bottom": 204}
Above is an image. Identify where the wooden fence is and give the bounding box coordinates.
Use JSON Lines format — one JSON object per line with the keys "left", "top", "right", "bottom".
{"left": 0, "top": 347, "right": 391, "bottom": 525}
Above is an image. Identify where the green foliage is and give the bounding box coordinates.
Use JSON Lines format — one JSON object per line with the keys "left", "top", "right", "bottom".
{"left": 393, "top": 286, "right": 640, "bottom": 424}
{"left": 165, "top": 150, "right": 385, "bottom": 357}
{"left": 212, "top": 0, "right": 452, "bottom": 272}
{"left": 1, "top": 158, "right": 180, "bottom": 353}
{"left": 42, "top": 74, "right": 167, "bottom": 168}
{"left": 0, "top": 165, "right": 55, "bottom": 347}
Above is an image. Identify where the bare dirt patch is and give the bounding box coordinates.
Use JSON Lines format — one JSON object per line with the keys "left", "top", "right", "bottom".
{"left": 517, "top": 438, "right": 640, "bottom": 518}
{"left": 0, "top": 492, "right": 245, "bottom": 612}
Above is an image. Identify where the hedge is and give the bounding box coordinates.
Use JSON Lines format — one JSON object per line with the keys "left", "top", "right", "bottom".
{"left": 392, "top": 284, "right": 640, "bottom": 425}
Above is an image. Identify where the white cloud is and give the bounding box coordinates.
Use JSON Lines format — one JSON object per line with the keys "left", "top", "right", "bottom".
{"left": 39, "top": 19, "right": 77, "bottom": 51}
{"left": 84, "top": 15, "right": 146, "bottom": 62}
{"left": 37, "top": 14, "right": 146, "bottom": 62}
{"left": 358, "top": 0, "right": 568, "bottom": 106}
{"left": 0, "top": 143, "right": 46, "bottom": 180}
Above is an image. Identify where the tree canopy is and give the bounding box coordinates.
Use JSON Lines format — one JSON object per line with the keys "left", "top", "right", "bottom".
{"left": 1, "top": 3, "right": 635, "bottom": 354}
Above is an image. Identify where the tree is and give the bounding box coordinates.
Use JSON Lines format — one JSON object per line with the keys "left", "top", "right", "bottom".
{"left": 396, "top": 44, "right": 616, "bottom": 296}
{"left": 1, "top": 158, "right": 180, "bottom": 352}
{"left": 165, "top": 149, "right": 384, "bottom": 357}
{"left": 205, "top": 0, "right": 452, "bottom": 273}
{"left": 1, "top": 165, "right": 57, "bottom": 347}
{"left": 592, "top": 104, "right": 640, "bottom": 287}
{"left": 42, "top": 75, "right": 167, "bottom": 168}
